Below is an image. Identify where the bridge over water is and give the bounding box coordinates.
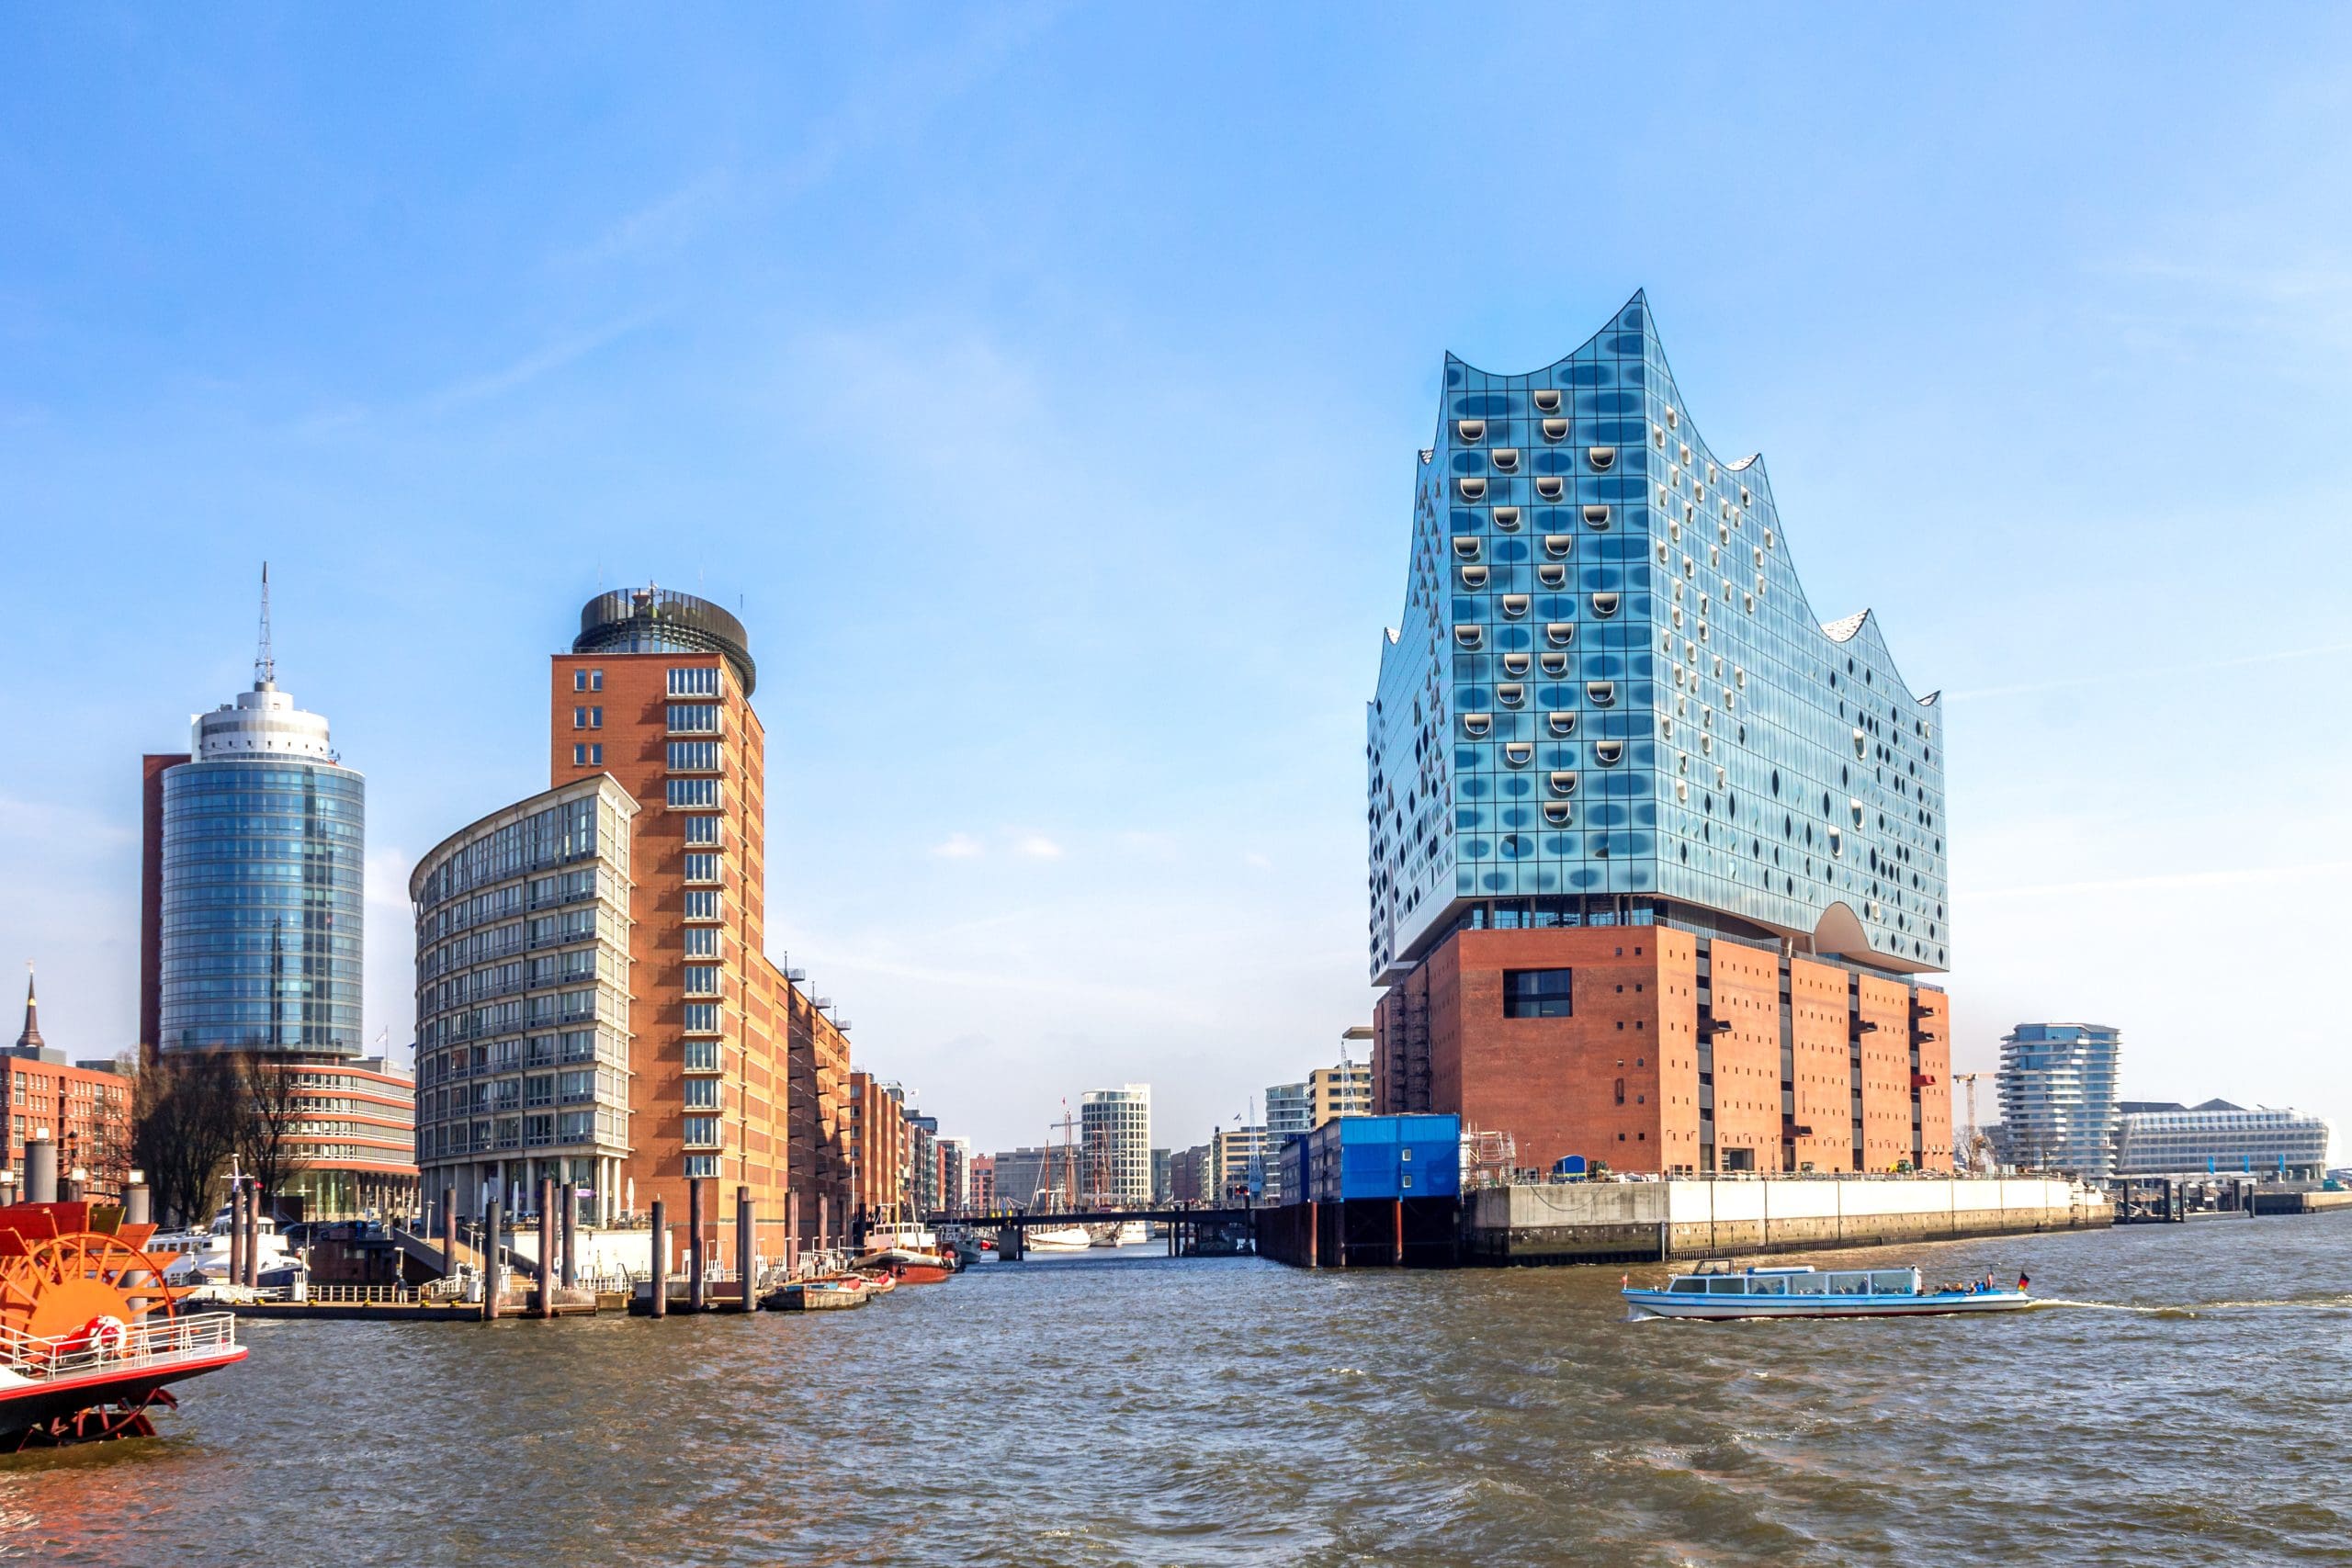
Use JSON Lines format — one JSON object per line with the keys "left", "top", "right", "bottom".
{"left": 925, "top": 1208, "right": 1258, "bottom": 1259}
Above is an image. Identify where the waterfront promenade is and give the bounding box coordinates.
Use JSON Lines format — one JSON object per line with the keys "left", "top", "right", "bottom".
{"left": 6, "top": 1216, "right": 2347, "bottom": 1565}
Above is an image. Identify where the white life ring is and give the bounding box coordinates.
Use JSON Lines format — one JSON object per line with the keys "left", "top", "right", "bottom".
{"left": 86, "top": 1314, "right": 129, "bottom": 1358}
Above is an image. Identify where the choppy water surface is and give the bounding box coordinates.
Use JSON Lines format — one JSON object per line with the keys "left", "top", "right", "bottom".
{"left": 6, "top": 1214, "right": 2350, "bottom": 1566}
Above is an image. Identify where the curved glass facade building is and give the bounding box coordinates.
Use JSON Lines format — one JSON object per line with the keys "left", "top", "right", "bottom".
{"left": 1368, "top": 296, "right": 1953, "bottom": 1177}
{"left": 1369, "top": 291, "right": 1947, "bottom": 983}
{"left": 158, "top": 680, "right": 366, "bottom": 1056}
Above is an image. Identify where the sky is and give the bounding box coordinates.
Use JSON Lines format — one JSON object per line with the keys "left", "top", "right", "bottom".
{"left": 5, "top": 5, "right": 2350, "bottom": 1160}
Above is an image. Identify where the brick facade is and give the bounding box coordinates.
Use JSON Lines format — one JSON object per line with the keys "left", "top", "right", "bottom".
{"left": 1374, "top": 923, "right": 1951, "bottom": 1177}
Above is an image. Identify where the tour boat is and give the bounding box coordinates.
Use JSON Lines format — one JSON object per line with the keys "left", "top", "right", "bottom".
{"left": 1622, "top": 1264, "right": 2036, "bottom": 1320}
{"left": 1025, "top": 1224, "right": 1093, "bottom": 1253}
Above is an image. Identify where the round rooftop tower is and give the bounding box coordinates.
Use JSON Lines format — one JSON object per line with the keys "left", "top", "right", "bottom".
{"left": 574, "top": 583, "right": 756, "bottom": 695}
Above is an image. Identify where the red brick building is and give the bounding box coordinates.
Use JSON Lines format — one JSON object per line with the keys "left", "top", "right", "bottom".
{"left": 6, "top": 971, "right": 134, "bottom": 1201}
{"left": 1374, "top": 925, "right": 1949, "bottom": 1177}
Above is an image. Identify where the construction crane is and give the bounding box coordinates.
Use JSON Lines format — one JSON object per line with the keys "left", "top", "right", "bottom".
{"left": 1953, "top": 1072, "right": 1991, "bottom": 1176}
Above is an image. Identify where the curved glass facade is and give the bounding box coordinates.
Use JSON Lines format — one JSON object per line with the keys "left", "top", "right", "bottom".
{"left": 1369, "top": 292, "right": 1948, "bottom": 981}
{"left": 159, "top": 759, "right": 366, "bottom": 1055}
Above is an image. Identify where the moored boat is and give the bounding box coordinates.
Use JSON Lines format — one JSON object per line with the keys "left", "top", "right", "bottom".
{"left": 1025, "top": 1224, "right": 1092, "bottom": 1253}
{"left": 1623, "top": 1264, "right": 2034, "bottom": 1320}
{"left": 761, "top": 1280, "right": 869, "bottom": 1312}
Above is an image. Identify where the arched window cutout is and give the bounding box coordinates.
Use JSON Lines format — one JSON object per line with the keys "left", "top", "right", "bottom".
{"left": 1587, "top": 446, "right": 1615, "bottom": 471}
{"left": 1548, "top": 770, "right": 1578, "bottom": 795}
{"left": 1463, "top": 713, "right": 1492, "bottom": 738}
{"left": 1591, "top": 592, "right": 1621, "bottom": 617}
{"left": 1454, "top": 626, "right": 1484, "bottom": 649}
{"left": 1497, "top": 682, "right": 1525, "bottom": 707}
{"left": 1586, "top": 681, "right": 1616, "bottom": 707}
{"left": 1491, "top": 506, "right": 1521, "bottom": 530}
{"left": 1535, "top": 476, "right": 1565, "bottom": 500}
{"left": 1543, "top": 535, "right": 1574, "bottom": 558}
{"left": 1537, "top": 563, "right": 1567, "bottom": 588}
{"left": 1460, "top": 565, "right": 1489, "bottom": 589}
{"left": 1541, "top": 417, "right": 1568, "bottom": 442}
{"left": 1500, "top": 652, "right": 1532, "bottom": 676}
{"left": 1583, "top": 503, "right": 1611, "bottom": 528}
{"left": 1594, "top": 741, "right": 1624, "bottom": 764}
{"left": 1500, "top": 594, "right": 1530, "bottom": 618}
{"left": 1492, "top": 448, "right": 1521, "bottom": 473}
{"left": 1547, "top": 712, "right": 1577, "bottom": 736}
{"left": 1453, "top": 536, "right": 1480, "bottom": 559}
{"left": 1545, "top": 623, "right": 1576, "bottom": 647}
{"left": 1458, "top": 477, "right": 1487, "bottom": 502}
{"left": 1503, "top": 743, "right": 1533, "bottom": 767}
{"left": 1456, "top": 419, "right": 1486, "bottom": 443}
{"left": 1532, "top": 389, "right": 1562, "bottom": 413}
{"left": 1543, "top": 800, "right": 1574, "bottom": 826}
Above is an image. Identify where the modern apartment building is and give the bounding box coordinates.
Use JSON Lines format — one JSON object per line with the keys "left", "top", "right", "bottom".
{"left": 1367, "top": 294, "right": 1952, "bottom": 1176}
{"left": 413, "top": 586, "right": 854, "bottom": 1261}
{"left": 1996, "top": 1023, "right": 2121, "bottom": 1178}
{"left": 1168, "top": 1144, "right": 1210, "bottom": 1203}
{"left": 2112, "top": 1100, "right": 2331, "bottom": 1179}
{"left": 1209, "top": 1125, "right": 1269, "bottom": 1202}
{"left": 1261, "top": 1082, "right": 1310, "bottom": 1203}
{"left": 848, "top": 1071, "right": 910, "bottom": 1225}
{"left": 968, "top": 1153, "right": 995, "bottom": 1212}
{"left": 412, "top": 777, "right": 638, "bottom": 1226}
{"left": 989, "top": 1145, "right": 1056, "bottom": 1212}
{"left": 938, "top": 1135, "right": 971, "bottom": 1215}
{"left": 1080, "top": 1085, "right": 1153, "bottom": 1203}
{"left": 1306, "top": 1057, "right": 1373, "bottom": 1127}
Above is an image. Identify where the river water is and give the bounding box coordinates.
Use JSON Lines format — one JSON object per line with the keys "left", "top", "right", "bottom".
{"left": 6, "top": 1214, "right": 2349, "bottom": 1566}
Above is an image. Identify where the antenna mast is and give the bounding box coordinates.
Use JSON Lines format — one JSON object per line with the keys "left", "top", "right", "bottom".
{"left": 254, "top": 561, "right": 276, "bottom": 689}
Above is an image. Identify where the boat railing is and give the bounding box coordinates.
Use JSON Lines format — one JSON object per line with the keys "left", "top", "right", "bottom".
{"left": 0, "top": 1310, "right": 240, "bottom": 1382}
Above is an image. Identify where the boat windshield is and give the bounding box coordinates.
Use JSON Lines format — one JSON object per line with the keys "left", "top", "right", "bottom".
{"left": 1705, "top": 1278, "right": 1746, "bottom": 1295}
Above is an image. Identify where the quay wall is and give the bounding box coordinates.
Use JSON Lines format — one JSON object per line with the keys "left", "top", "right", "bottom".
{"left": 1461, "top": 1178, "right": 2109, "bottom": 1266}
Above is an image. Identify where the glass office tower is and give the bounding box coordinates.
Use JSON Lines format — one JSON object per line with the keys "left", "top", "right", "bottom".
{"left": 158, "top": 666, "right": 365, "bottom": 1056}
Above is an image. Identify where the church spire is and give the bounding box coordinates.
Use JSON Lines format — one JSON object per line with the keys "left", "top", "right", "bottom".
{"left": 14, "top": 963, "right": 41, "bottom": 1053}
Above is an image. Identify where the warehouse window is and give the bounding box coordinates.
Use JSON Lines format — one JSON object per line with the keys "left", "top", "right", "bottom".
{"left": 1503, "top": 967, "right": 1575, "bottom": 1019}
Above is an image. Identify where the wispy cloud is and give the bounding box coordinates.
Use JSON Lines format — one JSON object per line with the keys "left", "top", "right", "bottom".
{"left": 564, "top": 169, "right": 735, "bottom": 267}
{"left": 424, "top": 309, "right": 668, "bottom": 412}
{"left": 1946, "top": 641, "right": 2352, "bottom": 703}
{"left": 1015, "top": 835, "right": 1063, "bottom": 860}
{"left": 931, "top": 832, "right": 985, "bottom": 859}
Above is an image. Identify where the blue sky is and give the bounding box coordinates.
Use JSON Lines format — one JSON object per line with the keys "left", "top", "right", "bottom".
{"left": 6, "top": 6, "right": 2350, "bottom": 1157}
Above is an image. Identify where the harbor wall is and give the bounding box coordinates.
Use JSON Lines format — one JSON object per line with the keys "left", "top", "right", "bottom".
{"left": 1459, "top": 1177, "right": 2109, "bottom": 1266}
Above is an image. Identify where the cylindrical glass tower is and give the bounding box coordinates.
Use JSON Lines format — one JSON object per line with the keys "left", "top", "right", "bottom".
{"left": 159, "top": 679, "right": 366, "bottom": 1056}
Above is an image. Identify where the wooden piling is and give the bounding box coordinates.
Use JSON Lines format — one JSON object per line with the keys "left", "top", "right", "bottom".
{"left": 688, "top": 1179, "right": 707, "bottom": 1313}
{"left": 735, "top": 1185, "right": 754, "bottom": 1311}
{"left": 560, "top": 1181, "right": 578, "bottom": 1289}
{"left": 441, "top": 1186, "right": 458, "bottom": 1281}
{"left": 537, "top": 1177, "right": 557, "bottom": 1318}
{"left": 227, "top": 1185, "right": 246, "bottom": 1288}
{"left": 650, "top": 1198, "right": 668, "bottom": 1318}
{"left": 484, "top": 1195, "right": 503, "bottom": 1322}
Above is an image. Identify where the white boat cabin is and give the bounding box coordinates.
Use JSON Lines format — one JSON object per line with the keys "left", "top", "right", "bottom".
{"left": 1663, "top": 1266, "right": 1922, "bottom": 1299}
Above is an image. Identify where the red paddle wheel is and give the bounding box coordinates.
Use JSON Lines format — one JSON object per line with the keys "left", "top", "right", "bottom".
{"left": 0, "top": 1200, "right": 244, "bottom": 1449}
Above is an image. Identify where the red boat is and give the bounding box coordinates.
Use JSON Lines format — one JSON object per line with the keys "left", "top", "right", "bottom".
{"left": 855, "top": 1248, "right": 954, "bottom": 1285}
{"left": 0, "top": 1199, "right": 247, "bottom": 1448}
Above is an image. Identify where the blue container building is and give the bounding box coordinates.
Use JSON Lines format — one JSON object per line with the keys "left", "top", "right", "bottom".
{"left": 1306, "top": 1114, "right": 1462, "bottom": 1203}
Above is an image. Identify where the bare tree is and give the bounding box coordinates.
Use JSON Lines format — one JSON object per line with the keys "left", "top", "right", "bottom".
{"left": 132, "top": 1053, "right": 245, "bottom": 1226}
{"left": 237, "top": 1055, "right": 311, "bottom": 1221}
